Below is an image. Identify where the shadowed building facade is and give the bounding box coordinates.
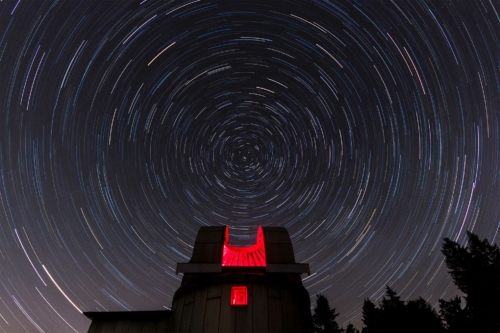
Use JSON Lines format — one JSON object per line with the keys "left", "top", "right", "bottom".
{"left": 85, "top": 226, "right": 312, "bottom": 333}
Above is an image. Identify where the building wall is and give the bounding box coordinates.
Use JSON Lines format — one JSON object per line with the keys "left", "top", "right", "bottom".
{"left": 167, "top": 272, "right": 312, "bottom": 333}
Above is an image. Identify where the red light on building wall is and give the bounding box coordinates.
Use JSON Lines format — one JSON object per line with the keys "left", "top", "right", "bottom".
{"left": 222, "top": 226, "right": 266, "bottom": 267}
{"left": 230, "top": 286, "right": 248, "bottom": 306}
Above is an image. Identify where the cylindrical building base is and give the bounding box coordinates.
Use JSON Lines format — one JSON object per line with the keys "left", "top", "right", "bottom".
{"left": 168, "top": 271, "right": 312, "bottom": 333}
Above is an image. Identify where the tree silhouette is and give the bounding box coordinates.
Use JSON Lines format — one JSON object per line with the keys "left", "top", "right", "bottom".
{"left": 438, "top": 296, "right": 472, "bottom": 332}
{"left": 362, "top": 286, "right": 443, "bottom": 332}
{"left": 405, "top": 297, "right": 445, "bottom": 332}
{"left": 360, "top": 232, "right": 499, "bottom": 332}
{"left": 439, "top": 231, "right": 500, "bottom": 332}
{"left": 315, "top": 231, "right": 499, "bottom": 332}
{"left": 312, "top": 294, "right": 342, "bottom": 333}
{"left": 361, "top": 297, "right": 382, "bottom": 333}
{"left": 344, "top": 323, "right": 360, "bottom": 333}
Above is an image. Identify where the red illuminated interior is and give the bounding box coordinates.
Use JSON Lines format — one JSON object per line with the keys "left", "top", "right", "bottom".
{"left": 230, "top": 286, "right": 248, "bottom": 306}
{"left": 222, "top": 226, "right": 266, "bottom": 267}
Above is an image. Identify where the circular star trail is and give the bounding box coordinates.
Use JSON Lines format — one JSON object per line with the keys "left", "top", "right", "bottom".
{"left": 0, "top": 1, "right": 499, "bottom": 332}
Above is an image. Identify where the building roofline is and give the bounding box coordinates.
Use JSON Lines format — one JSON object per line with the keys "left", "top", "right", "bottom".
{"left": 84, "top": 310, "right": 171, "bottom": 321}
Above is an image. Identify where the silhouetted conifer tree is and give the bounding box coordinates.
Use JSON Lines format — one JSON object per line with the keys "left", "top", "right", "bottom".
{"left": 359, "top": 232, "right": 499, "bottom": 332}
{"left": 361, "top": 298, "right": 381, "bottom": 333}
{"left": 312, "top": 294, "right": 342, "bottom": 333}
{"left": 438, "top": 296, "right": 472, "bottom": 332}
{"left": 362, "top": 286, "right": 444, "bottom": 332}
{"left": 344, "top": 323, "right": 360, "bottom": 333}
{"left": 379, "top": 286, "right": 406, "bottom": 332}
{"left": 405, "top": 297, "right": 444, "bottom": 332}
{"left": 439, "top": 231, "right": 500, "bottom": 332}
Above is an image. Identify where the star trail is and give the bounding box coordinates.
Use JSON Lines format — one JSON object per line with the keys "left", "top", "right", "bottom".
{"left": 0, "top": 0, "right": 499, "bottom": 332}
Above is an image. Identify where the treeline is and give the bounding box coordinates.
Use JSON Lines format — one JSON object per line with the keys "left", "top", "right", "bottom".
{"left": 311, "top": 231, "right": 500, "bottom": 333}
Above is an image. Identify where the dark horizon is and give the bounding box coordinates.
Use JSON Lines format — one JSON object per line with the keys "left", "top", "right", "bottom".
{"left": 0, "top": 1, "right": 499, "bottom": 332}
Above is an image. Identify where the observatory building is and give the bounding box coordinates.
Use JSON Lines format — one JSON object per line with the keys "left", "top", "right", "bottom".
{"left": 85, "top": 226, "right": 312, "bottom": 333}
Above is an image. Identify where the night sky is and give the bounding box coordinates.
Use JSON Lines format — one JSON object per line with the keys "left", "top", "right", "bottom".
{"left": 0, "top": 0, "right": 499, "bottom": 332}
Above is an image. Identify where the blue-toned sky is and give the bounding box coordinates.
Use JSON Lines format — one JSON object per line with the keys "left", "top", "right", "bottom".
{"left": 0, "top": 1, "right": 499, "bottom": 332}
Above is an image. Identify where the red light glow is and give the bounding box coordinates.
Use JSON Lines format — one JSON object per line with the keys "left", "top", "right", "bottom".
{"left": 230, "top": 286, "right": 248, "bottom": 306}
{"left": 222, "top": 226, "right": 266, "bottom": 267}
